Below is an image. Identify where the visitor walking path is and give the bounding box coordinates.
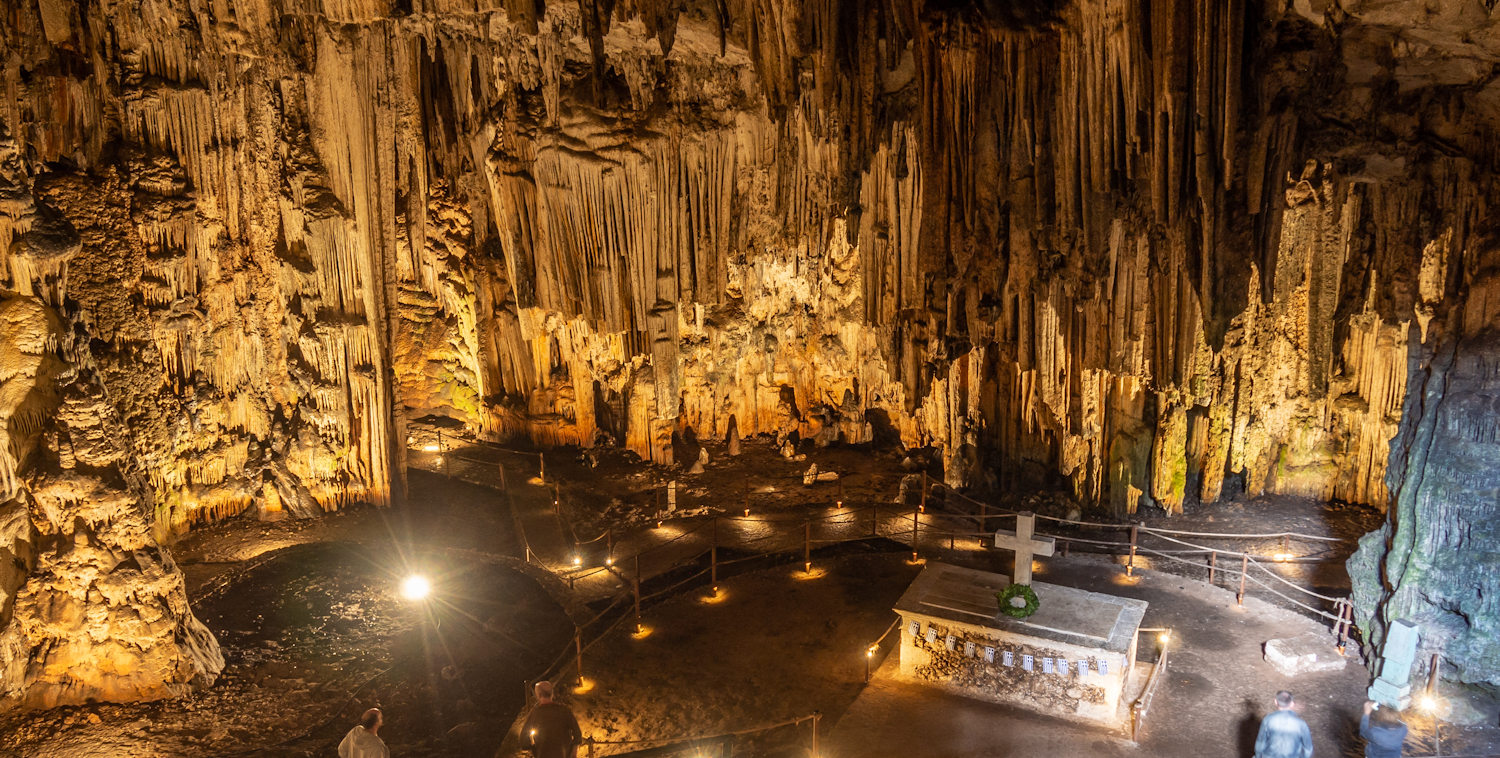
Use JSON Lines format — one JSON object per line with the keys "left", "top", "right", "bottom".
{"left": 410, "top": 435, "right": 1358, "bottom": 634}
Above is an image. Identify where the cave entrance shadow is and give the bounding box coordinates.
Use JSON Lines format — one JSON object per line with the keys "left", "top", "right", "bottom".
{"left": 672, "top": 426, "right": 702, "bottom": 465}
{"left": 865, "top": 408, "right": 901, "bottom": 449}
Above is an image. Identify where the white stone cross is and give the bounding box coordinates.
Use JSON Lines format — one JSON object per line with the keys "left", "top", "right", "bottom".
{"left": 994, "top": 511, "right": 1055, "bottom": 586}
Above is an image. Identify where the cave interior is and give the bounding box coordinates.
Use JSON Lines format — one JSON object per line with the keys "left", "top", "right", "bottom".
{"left": 3, "top": 0, "right": 1500, "bottom": 755}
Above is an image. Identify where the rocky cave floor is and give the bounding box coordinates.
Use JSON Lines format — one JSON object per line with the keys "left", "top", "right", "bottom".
{"left": 0, "top": 438, "right": 1494, "bottom": 758}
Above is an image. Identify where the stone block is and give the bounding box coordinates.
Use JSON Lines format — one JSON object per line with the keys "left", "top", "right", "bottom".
{"left": 1264, "top": 633, "right": 1348, "bottom": 677}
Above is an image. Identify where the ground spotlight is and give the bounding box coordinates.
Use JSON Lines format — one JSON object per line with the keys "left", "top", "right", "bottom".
{"left": 402, "top": 575, "right": 432, "bottom": 600}
{"left": 422, "top": 444, "right": 440, "bottom": 452}
{"left": 1418, "top": 694, "right": 1440, "bottom": 713}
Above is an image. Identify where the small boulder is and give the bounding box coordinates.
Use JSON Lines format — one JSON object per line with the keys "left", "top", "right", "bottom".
{"left": 1264, "top": 633, "right": 1347, "bottom": 677}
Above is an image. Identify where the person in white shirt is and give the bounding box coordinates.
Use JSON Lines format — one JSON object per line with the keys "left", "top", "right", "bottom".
{"left": 338, "top": 708, "right": 390, "bottom": 758}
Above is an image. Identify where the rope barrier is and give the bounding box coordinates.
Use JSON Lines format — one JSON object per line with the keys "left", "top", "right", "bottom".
{"left": 1139, "top": 532, "right": 1345, "bottom": 603}
{"left": 1137, "top": 524, "right": 1345, "bottom": 543}
{"left": 1132, "top": 547, "right": 1341, "bottom": 621}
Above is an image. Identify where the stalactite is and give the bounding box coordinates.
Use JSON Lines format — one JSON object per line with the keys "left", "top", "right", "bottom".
{"left": 6, "top": 0, "right": 1500, "bottom": 702}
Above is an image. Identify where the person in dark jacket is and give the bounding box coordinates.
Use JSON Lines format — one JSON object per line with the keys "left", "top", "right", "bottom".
{"left": 1361, "top": 700, "right": 1408, "bottom": 757}
{"left": 522, "top": 680, "right": 583, "bottom": 758}
{"left": 1255, "top": 690, "right": 1314, "bottom": 758}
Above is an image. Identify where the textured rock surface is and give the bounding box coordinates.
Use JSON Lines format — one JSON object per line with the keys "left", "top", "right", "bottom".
{"left": 2, "top": 0, "right": 1500, "bottom": 704}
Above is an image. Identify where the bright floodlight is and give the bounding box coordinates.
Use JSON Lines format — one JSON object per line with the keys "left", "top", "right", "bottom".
{"left": 402, "top": 575, "right": 431, "bottom": 600}
{"left": 422, "top": 444, "right": 440, "bottom": 452}
{"left": 1418, "top": 694, "right": 1440, "bottom": 713}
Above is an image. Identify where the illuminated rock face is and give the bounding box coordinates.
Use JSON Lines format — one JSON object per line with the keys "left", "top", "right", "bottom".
{"left": 1, "top": 0, "right": 1500, "bottom": 702}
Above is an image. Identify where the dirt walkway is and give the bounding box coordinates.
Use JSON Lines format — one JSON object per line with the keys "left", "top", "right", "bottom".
{"left": 412, "top": 437, "right": 1379, "bottom": 631}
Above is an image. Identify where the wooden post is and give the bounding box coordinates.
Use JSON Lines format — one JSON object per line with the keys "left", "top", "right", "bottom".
{"left": 438, "top": 429, "right": 448, "bottom": 476}
{"left": 498, "top": 463, "right": 506, "bottom": 490}
{"left": 555, "top": 483, "right": 561, "bottom": 515}
{"left": 804, "top": 520, "right": 812, "bottom": 572}
{"left": 871, "top": 505, "right": 879, "bottom": 537}
{"left": 1337, "top": 600, "right": 1352, "bottom": 652}
{"left": 711, "top": 518, "right": 719, "bottom": 589}
{"left": 587, "top": 738, "right": 596, "bottom": 758}
{"left": 1127, "top": 526, "right": 1138, "bottom": 576}
{"left": 920, "top": 474, "right": 927, "bottom": 513}
{"left": 1281, "top": 534, "right": 1290, "bottom": 558}
{"left": 1062, "top": 539, "right": 1070, "bottom": 558}
{"left": 837, "top": 476, "right": 843, "bottom": 508}
{"left": 1208, "top": 551, "right": 1217, "bottom": 585}
{"left": 607, "top": 529, "right": 614, "bottom": 565}
{"left": 865, "top": 645, "right": 872, "bottom": 683}
{"left": 539, "top": 452, "right": 545, "bottom": 483}
{"left": 980, "top": 502, "right": 988, "bottom": 529}
{"left": 634, "top": 554, "right": 643, "bottom": 632}
{"left": 911, "top": 506, "right": 920, "bottom": 560}
{"left": 655, "top": 486, "right": 661, "bottom": 514}
{"left": 575, "top": 629, "right": 584, "bottom": 686}
{"left": 812, "top": 711, "right": 821, "bottom": 757}
{"left": 1237, "top": 555, "right": 1248, "bottom": 606}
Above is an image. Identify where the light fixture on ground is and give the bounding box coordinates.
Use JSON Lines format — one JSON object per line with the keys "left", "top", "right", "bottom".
{"left": 402, "top": 575, "right": 432, "bottom": 600}
{"left": 422, "top": 444, "right": 440, "bottom": 452}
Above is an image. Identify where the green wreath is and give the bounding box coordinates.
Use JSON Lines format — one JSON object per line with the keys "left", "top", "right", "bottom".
{"left": 996, "top": 584, "right": 1040, "bottom": 619}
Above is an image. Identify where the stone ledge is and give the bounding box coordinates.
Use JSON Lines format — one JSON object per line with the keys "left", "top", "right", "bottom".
{"left": 1265, "top": 633, "right": 1348, "bottom": 677}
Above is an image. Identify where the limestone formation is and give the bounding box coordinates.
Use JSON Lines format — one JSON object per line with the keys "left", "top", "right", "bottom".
{"left": 3, "top": 0, "right": 1500, "bottom": 705}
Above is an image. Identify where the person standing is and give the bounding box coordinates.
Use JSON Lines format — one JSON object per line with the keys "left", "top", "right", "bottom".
{"left": 339, "top": 708, "right": 390, "bottom": 758}
{"left": 522, "top": 680, "right": 583, "bottom": 758}
{"left": 1255, "top": 690, "right": 1314, "bottom": 758}
{"left": 1361, "top": 700, "right": 1409, "bottom": 757}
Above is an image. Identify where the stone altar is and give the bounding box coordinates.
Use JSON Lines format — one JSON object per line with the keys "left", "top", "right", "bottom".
{"left": 893, "top": 562, "right": 1148, "bottom": 725}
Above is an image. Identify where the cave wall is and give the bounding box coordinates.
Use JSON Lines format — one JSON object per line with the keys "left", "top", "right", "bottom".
{"left": 3, "top": 0, "right": 1500, "bottom": 704}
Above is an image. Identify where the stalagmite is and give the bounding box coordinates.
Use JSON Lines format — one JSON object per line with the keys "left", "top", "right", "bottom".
{"left": 726, "top": 415, "right": 741, "bottom": 456}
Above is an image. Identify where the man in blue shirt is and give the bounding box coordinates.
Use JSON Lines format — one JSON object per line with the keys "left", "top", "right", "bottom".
{"left": 1256, "top": 690, "right": 1314, "bottom": 758}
